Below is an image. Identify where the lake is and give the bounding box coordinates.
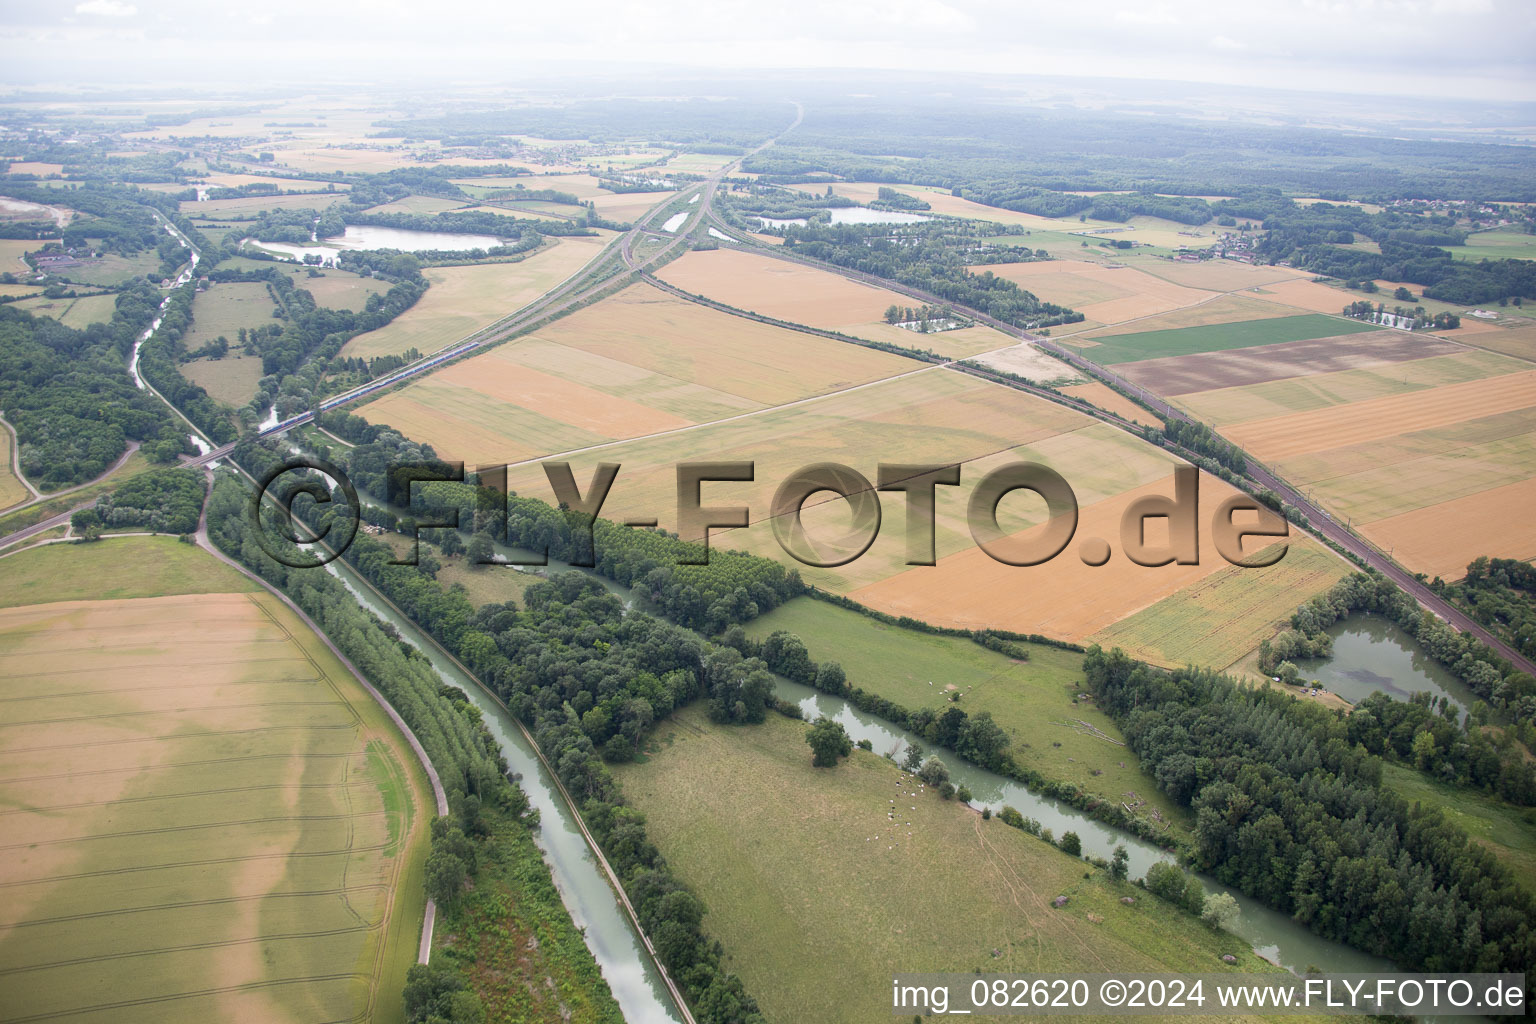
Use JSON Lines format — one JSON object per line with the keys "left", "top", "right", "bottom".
{"left": 1296, "top": 615, "right": 1478, "bottom": 720}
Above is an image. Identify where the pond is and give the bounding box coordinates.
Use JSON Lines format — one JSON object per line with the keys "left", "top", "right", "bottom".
{"left": 243, "top": 224, "right": 507, "bottom": 263}
{"left": 1296, "top": 615, "right": 1478, "bottom": 721}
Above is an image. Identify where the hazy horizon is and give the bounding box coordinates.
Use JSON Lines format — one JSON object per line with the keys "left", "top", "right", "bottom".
{"left": 1, "top": 0, "right": 1532, "bottom": 104}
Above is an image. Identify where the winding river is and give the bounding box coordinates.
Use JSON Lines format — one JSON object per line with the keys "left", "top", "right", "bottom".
{"left": 298, "top": 492, "right": 1396, "bottom": 984}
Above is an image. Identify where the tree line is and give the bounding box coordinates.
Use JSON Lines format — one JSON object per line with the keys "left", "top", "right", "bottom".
{"left": 1084, "top": 646, "right": 1535, "bottom": 976}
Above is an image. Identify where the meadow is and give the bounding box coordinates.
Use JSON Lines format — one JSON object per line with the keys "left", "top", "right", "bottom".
{"left": 340, "top": 233, "right": 614, "bottom": 359}
{"left": 52, "top": 252, "right": 163, "bottom": 288}
{"left": 1070, "top": 314, "right": 1381, "bottom": 365}
{"left": 1380, "top": 762, "right": 1536, "bottom": 892}
{"left": 0, "top": 537, "right": 432, "bottom": 1024}
{"left": 183, "top": 352, "right": 267, "bottom": 408}
{"left": 740, "top": 596, "right": 1186, "bottom": 830}
{"left": 183, "top": 281, "right": 279, "bottom": 351}
{"left": 180, "top": 192, "right": 349, "bottom": 217}
{"left": 617, "top": 708, "right": 1292, "bottom": 1024}
{"left": 6, "top": 292, "right": 119, "bottom": 329}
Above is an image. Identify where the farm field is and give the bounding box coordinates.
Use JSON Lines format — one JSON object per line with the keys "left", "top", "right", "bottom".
{"left": 184, "top": 353, "right": 266, "bottom": 407}
{"left": 487, "top": 369, "right": 1198, "bottom": 593}
{"left": 1087, "top": 542, "right": 1350, "bottom": 670}
{"left": 740, "top": 597, "right": 1186, "bottom": 831}
{"left": 1070, "top": 314, "right": 1381, "bottom": 365}
{"left": 1456, "top": 323, "right": 1536, "bottom": 363}
{"left": 1126, "top": 258, "right": 1308, "bottom": 292}
{"left": 588, "top": 190, "right": 676, "bottom": 224}
{"left": 1062, "top": 292, "right": 1293, "bottom": 338}
{"left": 845, "top": 468, "right": 1337, "bottom": 648}
{"left": 183, "top": 281, "right": 279, "bottom": 351}
{"left": 1059, "top": 381, "right": 1154, "bottom": 424}
{"left": 971, "top": 341, "right": 1086, "bottom": 383}
{"left": 360, "top": 281, "right": 924, "bottom": 464}
{"left": 616, "top": 708, "right": 1289, "bottom": 1024}
{"left": 362, "top": 195, "right": 471, "bottom": 216}
{"left": 0, "top": 538, "right": 432, "bottom": 1024}
{"left": 974, "top": 258, "right": 1216, "bottom": 324}
{"left": 1169, "top": 345, "right": 1523, "bottom": 423}
{"left": 656, "top": 247, "right": 1015, "bottom": 358}
{"left": 180, "top": 192, "right": 348, "bottom": 217}
{"left": 340, "top": 233, "right": 612, "bottom": 359}
{"left": 0, "top": 424, "right": 30, "bottom": 510}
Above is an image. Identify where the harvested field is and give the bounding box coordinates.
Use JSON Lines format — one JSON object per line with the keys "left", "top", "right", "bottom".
{"left": 1068, "top": 293, "right": 1295, "bottom": 338}
{"left": 0, "top": 545, "right": 431, "bottom": 1024}
{"left": 1130, "top": 259, "right": 1307, "bottom": 292}
{"left": 848, "top": 470, "right": 1263, "bottom": 642}
{"left": 971, "top": 342, "right": 1085, "bottom": 383}
{"left": 972, "top": 259, "right": 1215, "bottom": 325}
{"left": 341, "top": 233, "right": 612, "bottom": 359}
{"left": 1077, "top": 314, "right": 1380, "bottom": 365}
{"left": 453, "top": 173, "right": 611, "bottom": 200}
{"left": 1361, "top": 475, "right": 1536, "bottom": 580}
{"left": 1464, "top": 324, "right": 1536, "bottom": 363}
{"left": 184, "top": 353, "right": 267, "bottom": 407}
{"left": 1248, "top": 277, "right": 1372, "bottom": 314}
{"left": 616, "top": 708, "right": 1284, "bottom": 1024}
{"left": 588, "top": 191, "right": 676, "bottom": 224}
{"left": 1088, "top": 541, "right": 1351, "bottom": 669}
{"left": 1172, "top": 347, "right": 1525, "bottom": 425}
{"left": 1059, "top": 381, "right": 1154, "bottom": 425}
{"left": 52, "top": 253, "right": 162, "bottom": 288}
{"left": 487, "top": 371, "right": 1178, "bottom": 592}
{"left": 658, "top": 247, "right": 1014, "bottom": 358}
{"left": 360, "top": 282, "right": 925, "bottom": 465}
{"left": 1223, "top": 370, "right": 1536, "bottom": 462}
{"left": 1124, "top": 331, "right": 1473, "bottom": 397}
{"left": 183, "top": 281, "right": 278, "bottom": 351}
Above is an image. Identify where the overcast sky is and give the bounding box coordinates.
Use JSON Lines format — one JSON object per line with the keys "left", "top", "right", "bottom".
{"left": 1, "top": 0, "right": 1531, "bottom": 102}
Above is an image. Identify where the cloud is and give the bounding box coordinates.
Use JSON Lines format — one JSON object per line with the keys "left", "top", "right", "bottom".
{"left": 1210, "top": 34, "right": 1247, "bottom": 51}
{"left": 1115, "top": 6, "right": 1178, "bottom": 24}
{"left": 74, "top": 0, "right": 137, "bottom": 15}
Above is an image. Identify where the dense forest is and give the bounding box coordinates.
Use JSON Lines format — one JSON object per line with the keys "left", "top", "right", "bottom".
{"left": 72, "top": 466, "right": 204, "bottom": 535}
{"left": 1084, "top": 646, "right": 1536, "bottom": 976}
{"left": 0, "top": 291, "right": 188, "bottom": 488}
{"left": 1263, "top": 572, "right": 1536, "bottom": 802}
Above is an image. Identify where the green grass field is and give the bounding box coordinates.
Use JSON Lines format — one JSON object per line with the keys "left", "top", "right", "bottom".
{"left": 617, "top": 708, "right": 1290, "bottom": 1024}
{"left": 0, "top": 534, "right": 256, "bottom": 607}
{"left": 183, "top": 281, "right": 278, "bottom": 351}
{"left": 53, "top": 252, "right": 163, "bottom": 287}
{"left": 183, "top": 351, "right": 267, "bottom": 407}
{"left": 1451, "top": 230, "right": 1536, "bottom": 263}
{"left": 741, "top": 597, "right": 1188, "bottom": 835}
{"left": 1087, "top": 542, "right": 1350, "bottom": 670}
{"left": 1076, "top": 314, "right": 1381, "bottom": 365}
{"left": 0, "top": 537, "right": 432, "bottom": 1023}
{"left": 7, "top": 292, "right": 119, "bottom": 328}
{"left": 1381, "top": 762, "right": 1536, "bottom": 892}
